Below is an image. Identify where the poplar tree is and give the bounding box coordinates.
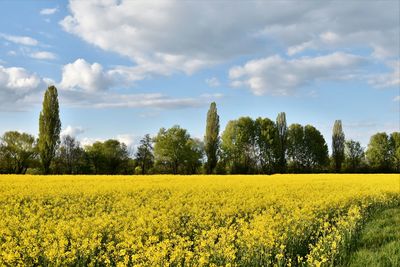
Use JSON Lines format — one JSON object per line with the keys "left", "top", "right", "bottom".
{"left": 332, "top": 120, "right": 345, "bottom": 172}
{"left": 276, "top": 112, "right": 287, "bottom": 172}
{"left": 204, "top": 102, "right": 220, "bottom": 174}
{"left": 38, "top": 86, "right": 61, "bottom": 174}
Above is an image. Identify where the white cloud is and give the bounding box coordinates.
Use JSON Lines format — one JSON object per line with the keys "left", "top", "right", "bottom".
{"left": 57, "top": 58, "right": 222, "bottom": 109}
{"left": 30, "top": 51, "right": 57, "bottom": 60}
{"left": 40, "top": 8, "right": 58, "bottom": 15}
{"left": 320, "top": 32, "right": 340, "bottom": 44}
{"left": 229, "top": 52, "right": 365, "bottom": 95}
{"left": 80, "top": 134, "right": 137, "bottom": 152}
{"left": 116, "top": 134, "right": 136, "bottom": 149}
{"left": 205, "top": 77, "right": 221, "bottom": 87}
{"left": 1, "top": 58, "right": 220, "bottom": 111}
{"left": 59, "top": 58, "right": 112, "bottom": 92}
{"left": 368, "top": 60, "right": 400, "bottom": 88}
{"left": 80, "top": 137, "right": 103, "bottom": 147}
{"left": 0, "top": 33, "right": 38, "bottom": 46}
{"left": 287, "top": 41, "right": 315, "bottom": 56}
{"left": 7, "top": 50, "right": 17, "bottom": 56}
{"left": 61, "top": 125, "right": 84, "bottom": 137}
{"left": 0, "top": 64, "right": 50, "bottom": 110}
{"left": 60, "top": 0, "right": 398, "bottom": 80}
{"left": 60, "top": 90, "right": 220, "bottom": 109}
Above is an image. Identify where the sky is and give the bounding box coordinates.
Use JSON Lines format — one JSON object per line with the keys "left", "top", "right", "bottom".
{"left": 0, "top": 0, "right": 399, "bottom": 151}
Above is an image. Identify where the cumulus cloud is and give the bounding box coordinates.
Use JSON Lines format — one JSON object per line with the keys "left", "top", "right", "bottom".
{"left": 0, "top": 58, "right": 221, "bottom": 111}
{"left": 0, "top": 33, "right": 38, "bottom": 46}
{"left": 40, "top": 8, "right": 58, "bottom": 15}
{"left": 59, "top": 58, "right": 113, "bottom": 92}
{"left": 229, "top": 52, "right": 365, "bottom": 95}
{"left": 0, "top": 65, "right": 49, "bottom": 110}
{"left": 30, "top": 51, "right": 57, "bottom": 60}
{"left": 61, "top": 125, "right": 84, "bottom": 137}
{"left": 57, "top": 58, "right": 223, "bottom": 109}
{"left": 205, "top": 77, "right": 221, "bottom": 87}
{"left": 60, "top": 0, "right": 398, "bottom": 79}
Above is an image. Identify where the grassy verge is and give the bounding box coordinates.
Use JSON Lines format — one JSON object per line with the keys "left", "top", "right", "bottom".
{"left": 344, "top": 207, "right": 400, "bottom": 267}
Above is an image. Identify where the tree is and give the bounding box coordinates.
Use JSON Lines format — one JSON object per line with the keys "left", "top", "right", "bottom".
{"left": 85, "top": 140, "right": 130, "bottom": 174}
{"left": 0, "top": 131, "right": 37, "bottom": 174}
{"left": 103, "top": 140, "right": 130, "bottom": 174}
{"left": 221, "top": 117, "right": 256, "bottom": 174}
{"left": 332, "top": 120, "right": 345, "bottom": 172}
{"left": 255, "top": 117, "right": 278, "bottom": 174}
{"left": 153, "top": 126, "right": 202, "bottom": 174}
{"left": 344, "top": 140, "right": 364, "bottom": 172}
{"left": 287, "top": 124, "right": 328, "bottom": 172}
{"left": 38, "top": 86, "right": 61, "bottom": 174}
{"left": 135, "top": 134, "right": 154, "bottom": 174}
{"left": 276, "top": 112, "right": 287, "bottom": 173}
{"left": 287, "top": 124, "right": 306, "bottom": 171}
{"left": 182, "top": 138, "right": 204, "bottom": 174}
{"left": 53, "top": 135, "right": 88, "bottom": 174}
{"left": 303, "top": 125, "right": 329, "bottom": 171}
{"left": 389, "top": 132, "right": 400, "bottom": 172}
{"left": 204, "top": 102, "right": 220, "bottom": 174}
{"left": 366, "top": 132, "right": 391, "bottom": 172}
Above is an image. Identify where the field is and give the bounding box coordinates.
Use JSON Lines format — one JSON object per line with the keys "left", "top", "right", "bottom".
{"left": 0, "top": 174, "right": 399, "bottom": 266}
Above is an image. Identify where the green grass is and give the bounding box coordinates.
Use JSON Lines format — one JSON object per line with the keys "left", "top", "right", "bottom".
{"left": 345, "top": 207, "right": 400, "bottom": 267}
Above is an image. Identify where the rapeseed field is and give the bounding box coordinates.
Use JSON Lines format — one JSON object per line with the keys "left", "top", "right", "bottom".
{"left": 0, "top": 174, "right": 398, "bottom": 266}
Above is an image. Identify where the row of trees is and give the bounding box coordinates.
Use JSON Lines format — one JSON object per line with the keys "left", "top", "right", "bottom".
{"left": 0, "top": 86, "right": 399, "bottom": 174}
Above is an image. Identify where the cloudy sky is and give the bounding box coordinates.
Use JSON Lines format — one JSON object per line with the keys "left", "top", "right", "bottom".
{"left": 0, "top": 0, "right": 399, "bottom": 149}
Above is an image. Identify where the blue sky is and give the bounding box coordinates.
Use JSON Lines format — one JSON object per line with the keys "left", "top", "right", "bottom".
{"left": 0, "top": 0, "right": 399, "bottom": 150}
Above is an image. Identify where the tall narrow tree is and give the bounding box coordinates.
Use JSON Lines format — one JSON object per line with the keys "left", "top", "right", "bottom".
{"left": 276, "top": 112, "right": 287, "bottom": 173}
{"left": 38, "top": 86, "right": 61, "bottom": 174}
{"left": 332, "top": 120, "right": 345, "bottom": 172}
{"left": 204, "top": 102, "right": 220, "bottom": 174}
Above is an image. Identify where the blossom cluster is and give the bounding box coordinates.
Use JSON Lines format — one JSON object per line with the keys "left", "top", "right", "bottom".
{"left": 0, "top": 174, "right": 398, "bottom": 266}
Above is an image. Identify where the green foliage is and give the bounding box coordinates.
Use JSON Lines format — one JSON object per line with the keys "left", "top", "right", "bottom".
{"left": 304, "top": 125, "right": 329, "bottom": 171}
{"left": 389, "top": 132, "right": 400, "bottom": 172}
{"left": 53, "top": 135, "right": 89, "bottom": 174}
{"left": 275, "top": 112, "right": 287, "bottom": 173}
{"left": 287, "top": 124, "right": 329, "bottom": 172}
{"left": 0, "top": 131, "right": 37, "bottom": 174}
{"left": 85, "top": 140, "right": 131, "bottom": 174}
{"left": 332, "top": 120, "right": 345, "bottom": 172}
{"left": 135, "top": 134, "right": 154, "bottom": 174}
{"left": 255, "top": 117, "right": 278, "bottom": 174}
{"left": 204, "top": 102, "right": 220, "bottom": 174}
{"left": 366, "top": 132, "right": 392, "bottom": 172}
{"left": 153, "top": 126, "right": 203, "bottom": 174}
{"left": 221, "top": 117, "right": 256, "bottom": 174}
{"left": 344, "top": 140, "right": 365, "bottom": 172}
{"left": 38, "top": 86, "right": 61, "bottom": 174}
{"left": 221, "top": 117, "right": 278, "bottom": 174}
{"left": 287, "top": 123, "right": 305, "bottom": 171}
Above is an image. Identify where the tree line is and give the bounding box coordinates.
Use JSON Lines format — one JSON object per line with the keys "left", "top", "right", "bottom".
{"left": 0, "top": 86, "right": 399, "bottom": 175}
